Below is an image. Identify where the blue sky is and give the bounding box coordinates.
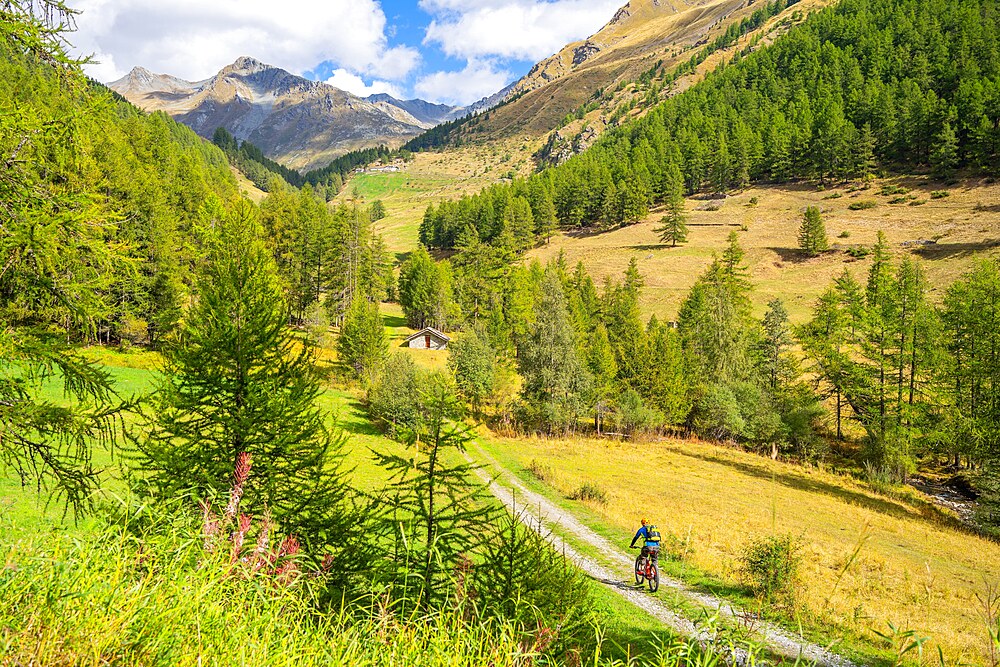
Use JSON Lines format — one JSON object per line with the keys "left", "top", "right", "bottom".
{"left": 70, "top": 0, "right": 624, "bottom": 106}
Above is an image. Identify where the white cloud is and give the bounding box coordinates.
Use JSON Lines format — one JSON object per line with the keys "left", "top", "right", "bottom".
{"left": 415, "top": 59, "right": 512, "bottom": 106}
{"left": 326, "top": 69, "right": 403, "bottom": 98}
{"left": 68, "top": 0, "right": 420, "bottom": 82}
{"left": 421, "top": 0, "right": 623, "bottom": 62}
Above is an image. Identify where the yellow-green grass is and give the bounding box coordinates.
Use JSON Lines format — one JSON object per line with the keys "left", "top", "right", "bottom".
{"left": 527, "top": 178, "right": 1000, "bottom": 324}
{"left": 340, "top": 143, "right": 539, "bottom": 256}
{"left": 0, "top": 350, "right": 406, "bottom": 533}
{"left": 479, "top": 433, "right": 1000, "bottom": 665}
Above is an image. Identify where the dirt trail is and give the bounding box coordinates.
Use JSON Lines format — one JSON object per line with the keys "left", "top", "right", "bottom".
{"left": 470, "top": 444, "right": 856, "bottom": 667}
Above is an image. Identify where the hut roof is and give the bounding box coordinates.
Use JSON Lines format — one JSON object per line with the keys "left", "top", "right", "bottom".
{"left": 403, "top": 327, "right": 450, "bottom": 344}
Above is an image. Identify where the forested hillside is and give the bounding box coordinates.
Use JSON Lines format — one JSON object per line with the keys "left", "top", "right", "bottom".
{"left": 418, "top": 0, "right": 1000, "bottom": 250}
{"left": 1, "top": 31, "right": 239, "bottom": 347}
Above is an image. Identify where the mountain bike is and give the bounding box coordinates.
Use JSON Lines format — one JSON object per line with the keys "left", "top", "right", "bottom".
{"left": 633, "top": 546, "right": 659, "bottom": 592}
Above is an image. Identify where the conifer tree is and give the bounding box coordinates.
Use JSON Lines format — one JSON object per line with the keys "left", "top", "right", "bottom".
{"left": 398, "top": 246, "right": 453, "bottom": 330}
{"left": 338, "top": 297, "right": 388, "bottom": 381}
{"left": 931, "top": 120, "right": 960, "bottom": 180}
{"left": 654, "top": 167, "right": 688, "bottom": 247}
{"left": 1, "top": 2, "right": 128, "bottom": 512}
{"left": 374, "top": 376, "right": 495, "bottom": 611}
{"left": 518, "top": 271, "right": 593, "bottom": 433}
{"left": 586, "top": 323, "right": 618, "bottom": 433}
{"left": 447, "top": 326, "right": 497, "bottom": 416}
{"left": 798, "top": 206, "right": 829, "bottom": 256}
{"left": 136, "top": 202, "right": 359, "bottom": 555}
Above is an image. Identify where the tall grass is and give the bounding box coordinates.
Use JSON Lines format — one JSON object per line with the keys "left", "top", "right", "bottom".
{"left": 0, "top": 501, "right": 770, "bottom": 667}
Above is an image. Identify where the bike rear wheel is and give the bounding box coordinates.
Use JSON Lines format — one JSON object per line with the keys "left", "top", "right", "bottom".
{"left": 634, "top": 555, "right": 645, "bottom": 584}
{"left": 647, "top": 562, "right": 659, "bottom": 592}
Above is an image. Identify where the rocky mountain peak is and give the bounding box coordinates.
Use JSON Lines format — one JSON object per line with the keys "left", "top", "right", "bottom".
{"left": 226, "top": 56, "right": 268, "bottom": 74}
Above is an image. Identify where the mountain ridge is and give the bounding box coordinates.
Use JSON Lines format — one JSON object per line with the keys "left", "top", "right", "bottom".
{"left": 110, "top": 57, "right": 468, "bottom": 172}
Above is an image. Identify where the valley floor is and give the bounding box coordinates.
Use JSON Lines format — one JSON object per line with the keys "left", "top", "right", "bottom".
{"left": 4, "top": 347, "right": 998, "bottom": 665}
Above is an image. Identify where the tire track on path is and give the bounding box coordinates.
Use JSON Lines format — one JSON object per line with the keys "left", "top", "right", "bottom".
{"left": 470, "top": 443, "right": 855, "bottom": 667}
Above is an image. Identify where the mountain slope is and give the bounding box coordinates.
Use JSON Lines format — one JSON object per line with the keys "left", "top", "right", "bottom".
{"left": 423, "top": 0, "right": 825, "bottom": 149}
{"left": 110, "top": 57, "right": 462, "bottom": 171}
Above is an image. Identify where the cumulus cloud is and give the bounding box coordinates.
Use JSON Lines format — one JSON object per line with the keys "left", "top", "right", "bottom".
{"left": 415, "top": 59, "right": 512, "bottom": 106}
{"left": 326, "top": 69, "right": 403, "bottom": 98}
{"left": 421, "top": 0, "right": 623, "bottom": 62}
{"left": 68, "top": 0, "right": 419, "bottom": 82}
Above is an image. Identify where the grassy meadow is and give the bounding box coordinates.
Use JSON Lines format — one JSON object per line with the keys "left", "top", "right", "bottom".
{"left": 1, "top": 346, "right": 680, "bottom": 665}
{"left": 528, "top": 178, "right": 1000, "bottom": 323}
{"left": 478, "top": 433, "right": 1000, "bottom": 665}
{"left": 340, "top": 141, "right": 540, "bottom": 256}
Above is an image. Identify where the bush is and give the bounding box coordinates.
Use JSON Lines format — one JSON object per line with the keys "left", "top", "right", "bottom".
{"left": 909, "top": 199, "right": 927, "bottom": 206}
{"left": 837, "top": 230, "right": 851, "bottom": 238}
{"left": 614, "top": 389, "right": 664, "bottom": 435}
{"left": 931, "top": 190, "right": 950, "bottom": 199}
{"left": 689, "top": 381, "right": 782, "bottom": 446}
{"left": 848, "top": 200, "right": 877, "bottom": 210}
{"left": 888, "top": 196, "right": 910, "bottom": 204}
{"left": 846, "top": 246, "right": 871, "bottom": 258}
{"left": 570, "top": 482, "right": 608, "bottom": 504}
{"left": 740, "top": 534, "right": 802, "bottom": 604}
{"left": 367, "top": 353, "right": 423, "bottom": 438}
{"left": 473, "top": 511, "right": 597, "bottom": 657}
{"left": 879, "top": 184, "right": 909, "bottom": 196}
{"left": 823, "top": 192, "right": 842, "bottom": 199}
{"left": 527, "top": 459, "right": 553, "bottom": 482}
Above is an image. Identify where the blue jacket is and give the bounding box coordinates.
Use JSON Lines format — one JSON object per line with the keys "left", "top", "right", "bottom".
{"left": 630, "top": 525, "right": 659, "bottom": 548}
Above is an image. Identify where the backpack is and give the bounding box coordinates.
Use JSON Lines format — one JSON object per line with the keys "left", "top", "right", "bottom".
{"left": 646, "top": 524, "right": 661, "bottom": 543}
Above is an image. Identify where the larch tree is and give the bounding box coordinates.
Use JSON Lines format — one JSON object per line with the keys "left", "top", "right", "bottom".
{"left": 135, "top": 202, "right": 361, "bottom": 566}
{"left": 798, "top": 206, "right": 829, "bottom": 256}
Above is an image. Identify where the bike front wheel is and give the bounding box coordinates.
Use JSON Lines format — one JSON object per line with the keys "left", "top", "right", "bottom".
{"left": 634, "top": 555, "right": 645, "bottom": 584}
{"left": 647, "top": 562, "right": 659, "bottom": 592}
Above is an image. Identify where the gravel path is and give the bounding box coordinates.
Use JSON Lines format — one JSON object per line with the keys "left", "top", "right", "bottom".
{"left": 470, "top": 444, "right": 856, "bottom": 667}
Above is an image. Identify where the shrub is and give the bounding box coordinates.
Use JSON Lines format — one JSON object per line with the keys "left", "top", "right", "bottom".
{"left": 527, "top": 459, "right": 552, "bottom": 482}
{"left": 846, "top": 246, "right": 871, "bottom": 258}
{"left": 614, "top": 389, "right": 664, "bottom": 435}
{"left": 748, "top": 196, "right": 759, "bottom": 206}
{"left": 570, "top": 482, "right": 608, "bottom": 504}
{"left": 838, "top": 230, "right": 851, "bottom": 238}
{"left": 740, "top": 534, "right": 802, "bottom": 604}
{"left": 848, "top": 200, "right": 877, "bottom": 210}
{"left": 879, "top": 184, "right": 909, "bottom": 196}
{"left": 473, "top": 511, "right": 597, "bottom": 657}
{"left": 888, "top": 196, "right": 909, "bottom": 204}
{"left": 909, "top": 199, "right": 927, "bottom": 206}
{"left": 367, "top": 353, "right": 423, "bottom": 437}
{"left": 931, "top": 190, "right": 950, "bottom": 199}
{"left": 823, "top": 192, "right": 842, "bottom": 199}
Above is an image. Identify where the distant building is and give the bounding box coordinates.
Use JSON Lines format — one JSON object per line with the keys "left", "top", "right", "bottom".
{"left": 403, "top": 327, "right": 450, "bottom": 350}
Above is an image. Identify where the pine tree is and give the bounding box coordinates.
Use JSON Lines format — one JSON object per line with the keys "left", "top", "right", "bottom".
{"left": 586, "top": 323, "right": 618, "bottom": 433}
{"left": 931, "top": 119, "right": 960, "bottom": 181}
{"left": 798, "top": 206, "right": 829, "bottom": 256}
{"left": 373, "top": 377, "right": 495, "bottom": 611}
{"left": 0, "top": 3, "right": 128, "bottom": 512}
{"left": 135, "top": 202, "right": 359, "bottom": 555}
{"left": 518, "top": 271, "right": 593, "bottom": 433}
{"left": 370, "top": 199, "right": 387, "bottom": 221}
{"left": 398, "top": 246, "right": 453, "bottom": 330}
{"left": 854, "top": 123, "right": 878, "bottom": 182}
{"left": 653, "top": 168, "right": 688, "bottom": 247}
{"left": 447, "top": 325, "right": 497, "bottom": 416}
{"left": 338, "top": 297, "right": 388, "bottom": 381}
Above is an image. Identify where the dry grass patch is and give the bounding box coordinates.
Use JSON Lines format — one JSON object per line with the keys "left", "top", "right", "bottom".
{"left": 482, "top": 433, "right": 1000, "bottom": 663}
{"left": 528, "top": 178, "right": 1000, "bottom": 323}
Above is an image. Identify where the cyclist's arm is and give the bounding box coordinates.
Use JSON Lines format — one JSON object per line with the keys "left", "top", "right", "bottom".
{"left": 629, "top": 527, "right": 645, "bottom": 548}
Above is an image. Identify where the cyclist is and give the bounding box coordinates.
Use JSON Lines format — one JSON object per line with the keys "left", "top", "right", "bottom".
{"left": 629, "top": 517, "right": 661, "bottom": 562}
